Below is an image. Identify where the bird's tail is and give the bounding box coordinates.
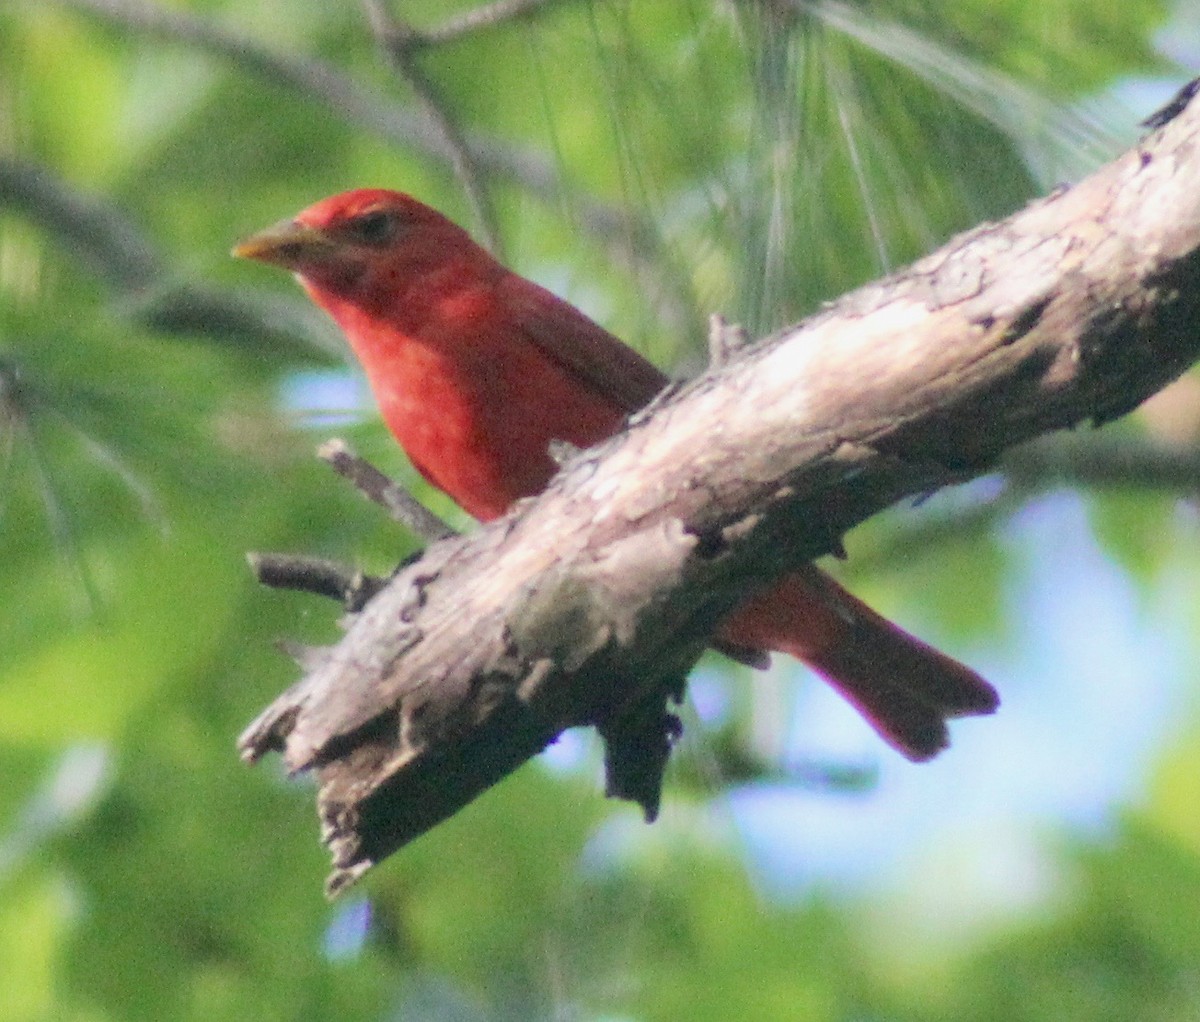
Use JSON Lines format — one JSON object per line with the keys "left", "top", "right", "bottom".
{"left": 720, "top": 566, "right": 998, "bottom": 761}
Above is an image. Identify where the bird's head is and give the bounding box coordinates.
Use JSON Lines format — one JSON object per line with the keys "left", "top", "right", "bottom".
{"left": 233, "top": 189, "right": 473, "bottom": 297}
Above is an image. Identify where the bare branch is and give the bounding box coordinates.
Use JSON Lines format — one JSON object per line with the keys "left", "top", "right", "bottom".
{"left": 846, "top": 430, "right": 1200, "bottom": 579}
{"left": 50, "top": 0, "right": 452, "bottom": 163}
{"left": 46, "top": 0, "right": 667, "bottom": 273}
{"left": 318, "top": 439, "right": 455, "bottom": 542}
{"left": 412, "top": 0, "right": 576, "bottom": 48}
{"left": 360, "top": 0, "right": 503, "bottom": 254}
{"left": 0, "top": 159, "right": 336, "bottom": 359}
{"left": 0, "top": 157, "right": 161, "bottom": 290}
{"left": 1004, "top": 433, "right": 1200, "bottom": 494}
{"left": 707, "top": 313, "right": 750, "bottom": 368}
{"left": 248, "top": 552, "right": 386, "bottom": 612}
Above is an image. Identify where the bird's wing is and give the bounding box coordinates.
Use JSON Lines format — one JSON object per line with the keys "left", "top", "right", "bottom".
{"left": 498, "top": 273, "right": 770, "bottom": 669}
{"left": 498, "top": 274, "right": 671, "bottom": 415}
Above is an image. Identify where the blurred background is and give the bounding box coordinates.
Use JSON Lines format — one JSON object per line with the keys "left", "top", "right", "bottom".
{"left": 2, "top": 1, "right": 1199, "bottom": 1019}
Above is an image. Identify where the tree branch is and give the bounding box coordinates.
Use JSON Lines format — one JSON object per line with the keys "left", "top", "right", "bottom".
{"left": 0, "top": 159, "right": 337, "bottom": 359}
{"left": 47, "top": 0, "right": 673, "bottom": 284}
{"left": 407, "top": 0, "right": 576, "bottom": 48}
{"left": 361, "top": 0, "right": 504, "bottom": 255}
{"left": 240, "top": 84, "right": 1200, "bottom": 894}
{"left": 248, "top": 553, "right": 386, "bottom": 612}
{"left": 1003, "top": 432, "right": 1200, "bottom": 493}
{"left": 318, "top": 438, "right": 455, "bottom": 541}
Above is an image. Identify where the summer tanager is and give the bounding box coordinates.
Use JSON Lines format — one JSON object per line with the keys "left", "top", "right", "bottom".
{"left": 234, "top": 189, "right": 998, "bottom": 760}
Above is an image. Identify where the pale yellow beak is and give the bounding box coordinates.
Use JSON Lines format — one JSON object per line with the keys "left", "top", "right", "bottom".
{"left": 231, "top": 219, "right": 336, "bottom": 269}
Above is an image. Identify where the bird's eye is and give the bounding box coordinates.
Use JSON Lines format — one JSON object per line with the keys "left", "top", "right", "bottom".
{"left": 345, "top": 209, "right": 400, "bottom": 246}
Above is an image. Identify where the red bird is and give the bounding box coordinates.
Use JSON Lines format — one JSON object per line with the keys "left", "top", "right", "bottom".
{"left": 234, "top": 189, "right": 998, "bottom": 760}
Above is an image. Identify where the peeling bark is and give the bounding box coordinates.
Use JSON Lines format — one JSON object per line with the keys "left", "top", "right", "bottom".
{"left": 241, "top": 85, "right": 1200, "bottom": 895}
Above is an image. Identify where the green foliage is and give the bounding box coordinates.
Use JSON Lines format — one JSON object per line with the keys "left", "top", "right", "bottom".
{"left": 0, "top": 0, "right": 1195, "bottom": 1019}
{"left": 911, "top": 820, "right": 1200, "bottom": 1022}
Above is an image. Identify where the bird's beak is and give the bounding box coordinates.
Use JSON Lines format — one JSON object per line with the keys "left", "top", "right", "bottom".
{"left": 231, "top": 219, "right": 336, "bottom": 269}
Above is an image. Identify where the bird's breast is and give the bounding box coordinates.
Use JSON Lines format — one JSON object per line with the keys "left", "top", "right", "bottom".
{"left": 345, "top": 309, "right": 625, "bottom": 522}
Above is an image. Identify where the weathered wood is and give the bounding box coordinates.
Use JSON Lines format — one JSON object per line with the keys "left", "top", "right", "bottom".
{"left": 240, "top": 85, "right": 1200, "bottom": 895}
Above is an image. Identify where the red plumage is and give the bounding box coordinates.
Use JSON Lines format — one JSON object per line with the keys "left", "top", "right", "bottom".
{"left": 235, "top": 189, "right": 998, "bottom": 759}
